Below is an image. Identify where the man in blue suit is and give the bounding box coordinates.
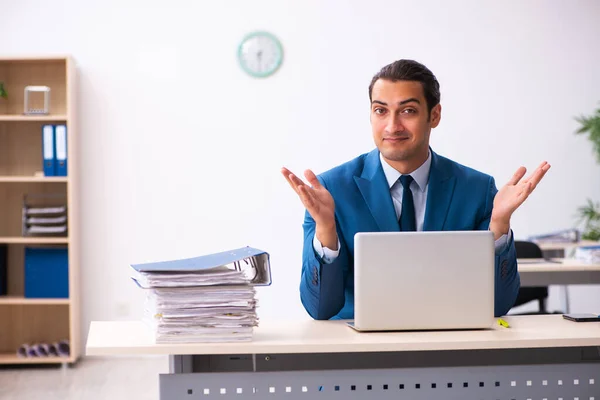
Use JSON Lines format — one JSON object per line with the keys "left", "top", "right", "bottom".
{"left": 282, "top": 59, "right": 550, "bottom": 320}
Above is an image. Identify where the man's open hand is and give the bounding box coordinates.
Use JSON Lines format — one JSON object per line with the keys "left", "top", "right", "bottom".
{"left": 281, "top": 167, "right": 338, "bottom": 249}
{"left": 490, "top": 161, "right": 551, "bottom": 238}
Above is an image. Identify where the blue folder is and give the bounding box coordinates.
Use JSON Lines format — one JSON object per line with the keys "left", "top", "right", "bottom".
{"left": 24, "top": 247, "right": 69, "bottom": 298}
{"left": 42, "top": 125, "right": 55, "bottom": 176}
{"left": 54, "top": 124, "right": 68, "bottom": 176}
{"left": 130, "top": 246, "right": 272, "bottom": 286}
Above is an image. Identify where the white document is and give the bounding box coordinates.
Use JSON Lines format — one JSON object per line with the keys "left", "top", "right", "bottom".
{"left": 28, "top": 225, "right": 67, "bottom": 233}
{"left": 26, "top": 206, "right": 66, "bottom": 215}
{"left": 134, "top": 277, "right": 259, "bottom": 343}
{"left": 575, "top": 246, "right": 600, "bottom": 264}
{"left": 131, "top": 267, "right": 250, "bottom": 288}
{"left": 27, "top": 216, "right": 67, "bottom": 224}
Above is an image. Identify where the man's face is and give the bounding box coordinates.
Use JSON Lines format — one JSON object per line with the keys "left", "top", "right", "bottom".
{"left": 370, "top": 79, "right": 441, "bottom": 165}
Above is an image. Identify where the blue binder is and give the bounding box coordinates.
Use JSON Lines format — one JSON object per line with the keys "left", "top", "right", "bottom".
{"left": 24, "top": 247, "right": 69, "bottom": 298}
{"left": 54, "top": 124, "right": 68, "bottom": 176}
{"left": 42, "top": 124, "right": 55, "bottom": 176}
{"left": 130, "top": 246, "right": 272, "bottom": 286}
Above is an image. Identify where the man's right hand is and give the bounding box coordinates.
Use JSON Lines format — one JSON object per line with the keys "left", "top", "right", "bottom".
{"left": 281, "top": 167, "right": 338, "bottom": 250}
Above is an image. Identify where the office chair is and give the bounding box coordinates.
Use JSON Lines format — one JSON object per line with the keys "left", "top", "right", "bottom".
{"left": 512, "top": 241, "right": 549, "bottom": 313}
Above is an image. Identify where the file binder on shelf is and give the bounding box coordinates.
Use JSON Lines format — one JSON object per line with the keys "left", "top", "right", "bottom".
{"left": 54, "top": 124, "right": 67, "bottom": 176}
{"left": 42, "top": 124, "right": 55, "bottom": 176}
{"left": 24, "top": 247, "right": 69, "bottom": 298}
{"left": 21, "top": 193, "right": 68, "bottom": 237}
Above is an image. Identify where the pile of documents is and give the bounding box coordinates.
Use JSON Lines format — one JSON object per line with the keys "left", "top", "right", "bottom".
{"left": 130, "top": 247, "right": 271, "bottom": 344}
{"left": 21, "top": 193, "right": 68, "bottom": 236}
{"left": 24, "top": 205, "right": 68, "bottom": 235}
{"left": 574, "top": 245, "right": 600, "bottom": 264}
{"left": 528, "top": 228, "right": 580, "bottom": 244}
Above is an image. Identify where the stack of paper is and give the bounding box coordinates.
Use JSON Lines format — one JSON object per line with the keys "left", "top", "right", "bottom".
{"left": 528, "top": 229, "right": 580, "bottom": 243}
{"left": 132, "top": 266, "right": 249, "bottom": 288}
{"left": 130, "top": 247, "right": 271, "bottom": 344}
{"left": 574, "top": 245, "right": 600, "bottom": 264}
{"left": 142, "top": 286, "right": 257, "bottom": 343}
{"left": 23, "top": 205, "right": 68, "bottom": 235}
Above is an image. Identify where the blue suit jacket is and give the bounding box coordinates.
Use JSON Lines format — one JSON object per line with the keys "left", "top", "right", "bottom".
{"left": 300, "top": 148, "right": 520, "bottom": 320}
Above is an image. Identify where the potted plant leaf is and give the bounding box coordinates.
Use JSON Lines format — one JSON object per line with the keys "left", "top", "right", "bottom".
{"left": 575, "top": 105, "right": 600, "bottom": 241}
{"left": 0, "top": 82, "right": 6, "bottom": 114}
{"left": 0, "top": 82, "right": 6, "bottom": 100}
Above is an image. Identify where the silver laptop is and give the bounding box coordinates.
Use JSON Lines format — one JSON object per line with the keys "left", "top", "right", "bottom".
{"left": 350, "top": 231, "right": 495, "bottom": 331}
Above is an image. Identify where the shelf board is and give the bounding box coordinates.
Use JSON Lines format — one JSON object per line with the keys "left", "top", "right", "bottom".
{"left": 0, "top": 237, "right": 69, "bottom": 244}
{"left": 0, "top": 176, "right": 68, "bottom": 183}
{"left": 0, "top": 114, "right": 67, "bottom": 122}
{"left": 0, "top": 353, "right": 71, "bottom": 365}
{"left": 0, "top": 55, "right": 70, "bottom": 62}
{"left": 0, "top": 296, "right": 70, "bottom": 305}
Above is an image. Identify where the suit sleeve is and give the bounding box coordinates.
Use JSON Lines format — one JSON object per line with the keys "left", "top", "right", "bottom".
{"left": 299, "top": 183, "right": 350, "bottom": 320}
{"left": 478, "top": 176, "right": 520, "bottom": 317}
{"left": 313, "top": 235, "right": 341, "bottom": 263}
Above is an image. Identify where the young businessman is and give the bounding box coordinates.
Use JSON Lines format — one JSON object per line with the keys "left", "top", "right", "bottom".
{"left": 282, "top": 59, "right": 550, "bottom": 320}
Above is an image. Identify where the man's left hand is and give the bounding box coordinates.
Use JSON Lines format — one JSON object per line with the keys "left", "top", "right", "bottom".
{"left": 490, "top": 161, "right": 551, "bottom": 239}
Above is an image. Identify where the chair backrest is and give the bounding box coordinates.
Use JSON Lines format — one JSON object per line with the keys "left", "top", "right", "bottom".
{"left": 514, "top": 241, "right": 543, "bottom": 259}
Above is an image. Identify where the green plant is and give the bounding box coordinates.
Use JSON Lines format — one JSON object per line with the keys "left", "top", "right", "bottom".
{"left": 0, "top": 82, "right": 6, "bottom": 99}
{"left": 575, "top": 105, "right": 600, "bottom": 241}
{"left": 576, "top": 199, "right": 600, "bottom": 241}
{"left": 575, "top": 105, "right": 600, "bottom": 163}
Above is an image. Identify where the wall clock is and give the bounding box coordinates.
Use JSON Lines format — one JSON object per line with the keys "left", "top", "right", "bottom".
{"left": 238, "top": 31, "right": 283, "bottom": 78}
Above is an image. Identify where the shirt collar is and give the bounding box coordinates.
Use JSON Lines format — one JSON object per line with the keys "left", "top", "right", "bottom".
{"left": 379, "top": 149, "right": 432, "bottom": 192}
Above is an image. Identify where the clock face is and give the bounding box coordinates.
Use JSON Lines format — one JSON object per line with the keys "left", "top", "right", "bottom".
{"left": 238, "top": 31, "right": 283, "bottom": 78}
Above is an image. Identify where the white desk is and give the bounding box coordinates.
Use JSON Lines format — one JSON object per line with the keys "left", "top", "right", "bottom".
{"left": 517, "top": 258, "right": 600, "bottom": 313}
{"left": 535, "top": 240, "right": 599, "bottom": 260}
{"left": 518, "top": 258, "right": 600, "bottom": 287}
{"left": 518, "top": 258, "right": 600, "bottom": 313}
{"left": 536, "top": 240, "right": 599, "bottom": 252}
{"left": 87, "top": 316, "right": 600, "bottom": 399}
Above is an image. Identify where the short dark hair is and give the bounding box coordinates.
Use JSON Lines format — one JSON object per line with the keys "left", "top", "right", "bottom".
{"left": 368, "top": 59, "right": 441, "bottom": 116}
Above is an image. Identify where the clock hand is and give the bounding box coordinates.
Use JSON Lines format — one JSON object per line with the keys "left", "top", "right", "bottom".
{"left": 257, "top": 50, "right": 263, "bottom": 73}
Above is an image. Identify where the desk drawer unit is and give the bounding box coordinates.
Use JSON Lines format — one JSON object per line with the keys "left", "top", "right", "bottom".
{"left": 160, "top": 348, "right": 600, "bottom": 399}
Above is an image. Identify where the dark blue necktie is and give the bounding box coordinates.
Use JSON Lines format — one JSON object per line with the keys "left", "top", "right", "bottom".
{"left": 399, "top": 175, "right": 416, "bottom": 231}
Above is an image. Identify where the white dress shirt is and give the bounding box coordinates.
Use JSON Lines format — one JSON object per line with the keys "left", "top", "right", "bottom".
{"left": 314, "top": 150, "right": 510, "bottom": 263}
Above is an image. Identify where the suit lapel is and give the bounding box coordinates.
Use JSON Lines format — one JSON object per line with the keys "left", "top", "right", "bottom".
{"left": 353, "top": 150, "right": 399, "bottom": 232}
{"left": 423, "top": 150, "right": 457, "bottom": 231}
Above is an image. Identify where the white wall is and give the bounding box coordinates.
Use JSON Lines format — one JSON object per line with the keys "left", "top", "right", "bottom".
{"left": 2, "top": 0, "right": 600, "bottom": 345}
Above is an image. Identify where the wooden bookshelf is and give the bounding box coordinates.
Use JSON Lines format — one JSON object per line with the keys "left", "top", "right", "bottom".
{"left": 0, "top": 56, "right": 79, "bottom": 366}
